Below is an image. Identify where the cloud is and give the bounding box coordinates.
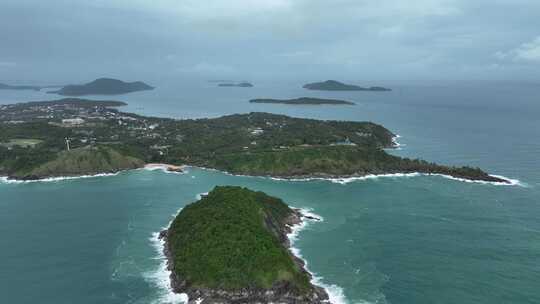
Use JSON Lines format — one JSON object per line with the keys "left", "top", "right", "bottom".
{"left": 495, "top": 36, "right": 540, "bottom": 63}
{"left": 275, "top": 51, "right": 313, "bottom": 58}
{"left": 177, "top": 62, "right": 237, "bottom": 75}
{"left": 1, "top": 0, "right": 540, "bottom": 81}
{"left": 0, "top": 61, "right": 16, "bottom": 68}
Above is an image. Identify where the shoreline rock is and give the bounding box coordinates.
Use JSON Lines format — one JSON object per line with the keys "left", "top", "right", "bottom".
{"left": 1, "top": 165, "right": 513, "bottom": 185}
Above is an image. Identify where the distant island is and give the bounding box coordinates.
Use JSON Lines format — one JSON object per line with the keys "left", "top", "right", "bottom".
{"left": 0, "top": 98, "right": 509, "bottom": 183}
{"left": 48, "top": 78, "right": 154, "bottom": 96}
{"left": 303, "top": 80, "right": 391, "bottom": 91}
{"left": 218, "top": 82, "right": 254, "bottom": 87}
{"left": 250, "top": 97, "right": 355, "bottom": 105}
{"left": 160, "top": 186, "right": 329, "bottom": 303}
{"left": 0, "top": 83, "right": 42, "bottom": 91}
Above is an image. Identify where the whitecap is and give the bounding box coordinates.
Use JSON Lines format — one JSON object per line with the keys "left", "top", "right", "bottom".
{"left": 288, "top": 208, "right": 348, "bottom": 304}
{"left": 143, "top": 165, "right": 186, "bottom": 175}
{"left": 0, "top": 172, "right": 120, "bottom": 184}
{"left": 147, "top": 232, "right": 188, "bottom": 304}
{"left": 146, "top": 207, "right": 188, "bottom": 304}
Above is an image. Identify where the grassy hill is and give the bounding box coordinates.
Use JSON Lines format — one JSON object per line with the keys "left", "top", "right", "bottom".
{"left": 7, "top": 146, "right": 143, "bottom": 179}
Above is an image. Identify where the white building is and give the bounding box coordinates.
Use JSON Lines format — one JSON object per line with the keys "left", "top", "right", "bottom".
{"left": 62, "top": 118, "right": 85, "bottom": 125}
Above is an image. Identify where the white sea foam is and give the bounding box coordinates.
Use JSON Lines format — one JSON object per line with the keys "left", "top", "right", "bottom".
{"left": 184, "top": 165, "right": 523, "bottom": 187}
{"left": 288, "top": 208, "right": 348, "bottom": 304}
{"left": 0, "top": 172, "right": 119, "bottom": 184}
{"left": 147, "top": 231, "right": 188, "bottom": 304}
{"left": 268, "top": 172, "right": 523, "bottom": 187}
{"left": 328, "top": 173, "right": 421, "bottom": 184}
{"left": 143, "top": 165, "right": 186, "bottom": 175}
{"left": 147, "top": 206, "right": 189, "bottom": 304}
{"left": 331, "top": 172, "right": 523, "bottom": 186}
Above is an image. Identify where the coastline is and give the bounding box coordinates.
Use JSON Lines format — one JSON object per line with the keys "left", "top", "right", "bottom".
{"left": 287, "top": 208, "right": 347, "bottom": 304}
{"left": 0, "top": 163, "right": 185, "bottom": 184}
{"left": 189, "top": 166, "right": 522, "bottom": 187}
{"left": 0, "top": 164, "right": 521, "bottom": 187}
{"left": 149, "top": 202, "right": 190, "bottom": 304}
{"left": 145, "top": 163, "right": 185, "bottom": 172}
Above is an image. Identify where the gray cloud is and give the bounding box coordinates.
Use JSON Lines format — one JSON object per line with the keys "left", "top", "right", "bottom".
{"left": 1, "top": 0, "right": 539, "bottom": 82}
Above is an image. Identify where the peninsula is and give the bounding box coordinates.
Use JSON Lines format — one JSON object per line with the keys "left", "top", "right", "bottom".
{"left": 48, "top": 78, "right": 154, "bottom": 96}
{"left": 250, "top": 97, "right": 355, "bottom": 105}
{"left": 303, "top": 80, "right": 391, "bottom": 91}
{"left": 0, "top": 98, "right": 508, "bottom": 183}
{"left": 160, "top": 186, "right": 329, "bottom": 303}
{"left": 218, "top": 82, "right": 254, "bottom": 87}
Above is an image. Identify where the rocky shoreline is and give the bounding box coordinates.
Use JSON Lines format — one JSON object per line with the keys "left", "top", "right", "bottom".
{"left": 1, "top": 165, "right": 513, "bottom": 185}
{"left": 0, "top": 162, "right": 184, "bottom": 181}
{"left": 264, "top": 170, "right": 511, "bottom": 184}
{"left": 159, "top": 209, "right": 330, "bottom": 304}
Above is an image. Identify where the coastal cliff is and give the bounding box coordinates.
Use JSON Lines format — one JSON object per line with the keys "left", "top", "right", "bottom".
{"left": 159, "top": 186, "right": 330, "bottom": 304}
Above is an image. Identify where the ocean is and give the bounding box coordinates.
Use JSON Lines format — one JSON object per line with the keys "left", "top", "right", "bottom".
{"left": 1, "top": 80, "right": 539, "bottom": 304}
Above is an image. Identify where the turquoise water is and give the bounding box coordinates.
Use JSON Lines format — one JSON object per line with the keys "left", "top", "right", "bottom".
{"left": 1, "top": 81, "right": 539, "bottom": 303}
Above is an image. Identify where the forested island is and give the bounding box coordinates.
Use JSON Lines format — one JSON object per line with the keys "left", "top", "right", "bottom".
{"left": 218, "top": 82, "right": 254, "bottom": 87}
{"left": 0, "top": 98, "right": 508, "bottom": 183}
{"left": 303, "top": 80, "right": 391, "bottom": 91}
{"left": 250, "top": 97, "right": 355, "bottom": 105}
{"left": 160, "top": 186, "right": 329, "bottom": 303}
{"left": 48, "top": 78, "right": 154, "bottom": 96}
{"left": 0, "top": 83, "right": 41, "bottom": 91}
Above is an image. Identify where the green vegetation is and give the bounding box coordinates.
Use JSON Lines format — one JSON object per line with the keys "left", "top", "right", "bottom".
{"left": 250, "top": 97, "right": 355, "bottom": 105}
{"left": 303, "top": 80, "right": 391, "bottom": 91}
{"left": 0, "top": 99, "right": 507, "bottom": 183}
{"left": 2, "top": 146, "right": 143, "bottom": 179}
{"left": 48, "top": 78, "right": 154, "bottom": 96}
{"left": 166, "top": 186, "right": 311, "bottom": 293}
{"left": 200, "top": 145, "right": 501, "bottom": 181}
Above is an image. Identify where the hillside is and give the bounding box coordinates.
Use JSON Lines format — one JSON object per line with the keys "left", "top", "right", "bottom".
{"left": 161, "top": 186, "right": 329, "bottom": 303}
{"left": 0, "top": 99, "right": 509, "bottom": 183}
{"left": 303, "top": 80, "right": 391, "bottom": 91}
{"left": 48, "top": 78, "right": 154, "bottom": 96}
{"left": 4, "top": 146, "right": 144, "bottom": 180}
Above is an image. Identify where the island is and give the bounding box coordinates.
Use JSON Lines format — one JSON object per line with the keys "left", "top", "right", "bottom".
{"left": 0, "top": 98, "right": 509, "bottom": 183}
{"left": 0, "top": 83, "right": 42, "bottom": 91}
{"left": 250, "top": 97, "right": 355, "bottom": 105}
{"left": 303, "top": 80, "right": 391, "bottom": 91}
{"left": 160, "top": 186, "right": 329, "bottom": 303}
{"left": 47, "top": 78, "right": 154, "bottom": 96}
{"left": 218, "top": 82, "right": 254, "bottom": 87}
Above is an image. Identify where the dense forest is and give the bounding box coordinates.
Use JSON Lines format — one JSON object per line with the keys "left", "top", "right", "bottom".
{"left": 162, "top": 186, "right": 328, "bottom": 302}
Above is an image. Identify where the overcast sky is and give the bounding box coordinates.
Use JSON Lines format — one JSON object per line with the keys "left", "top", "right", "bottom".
{"left": 1, "top": 0, "right": 539, "bottom": 83}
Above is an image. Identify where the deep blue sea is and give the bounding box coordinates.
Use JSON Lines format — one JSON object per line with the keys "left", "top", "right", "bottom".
{"left": 1, "top": 80, "right": 539, "bottom": 304}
